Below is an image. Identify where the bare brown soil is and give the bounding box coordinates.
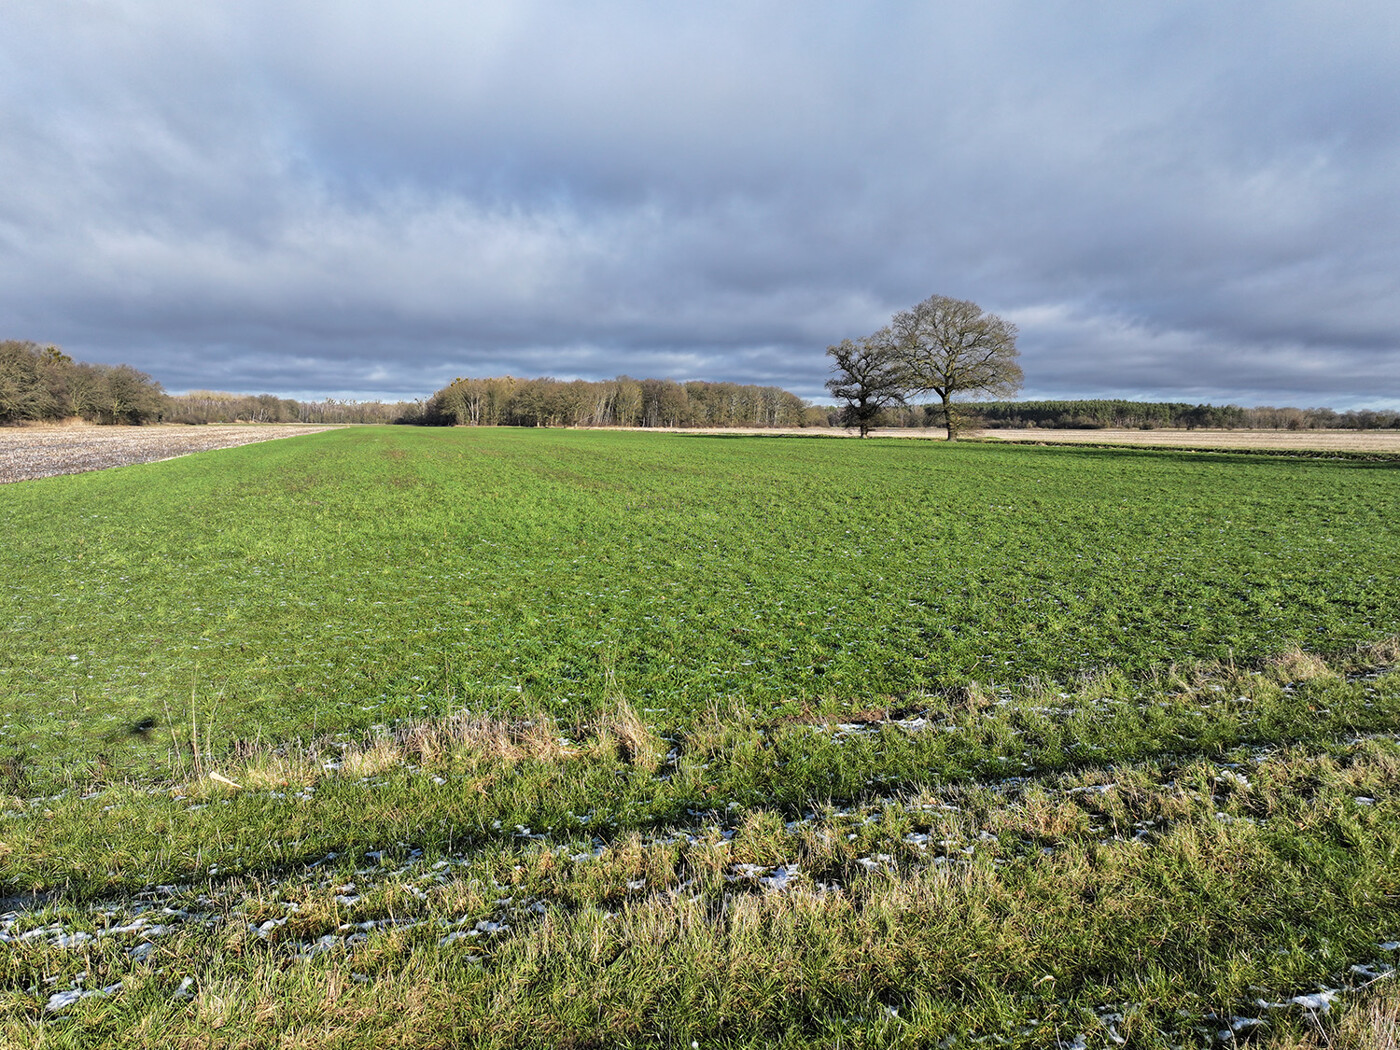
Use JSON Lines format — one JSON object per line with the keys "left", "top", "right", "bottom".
{"left": 0, "top": 423, "right": 344, "bottom": 484}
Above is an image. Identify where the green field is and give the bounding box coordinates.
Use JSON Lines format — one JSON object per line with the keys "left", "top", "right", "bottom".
{"left": 2, "top": 428, "right": 1398, "bottom": 1047}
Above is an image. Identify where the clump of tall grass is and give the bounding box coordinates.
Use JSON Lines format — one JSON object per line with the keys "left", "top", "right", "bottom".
{"left": 586, "top": 699, "right": 666, "bottom": 771}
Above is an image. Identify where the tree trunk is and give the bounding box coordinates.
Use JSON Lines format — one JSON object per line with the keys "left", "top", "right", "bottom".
{"left": 941, "top": 392, "right": 958, "bottom": 440}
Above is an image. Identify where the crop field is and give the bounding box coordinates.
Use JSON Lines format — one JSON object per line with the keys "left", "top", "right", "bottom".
{"left": 2, "top": 427, "right": 1399, "bottom": 1048}
{"left": 0, "top": 423, "right": 344, "bottom": 484}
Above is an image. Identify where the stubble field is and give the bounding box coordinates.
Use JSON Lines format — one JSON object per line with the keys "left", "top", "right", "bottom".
{"left": 631, "top": 426, "right": 1400, "bottom": 453}
{"left": 978, "top": 428, "right": 1400, "bottom": 453}
{"left": 1, "top": 427, "right": 1398, "bottom": 1048}
{"left": 0, "top": 423, "right": 344, "bottom": 484}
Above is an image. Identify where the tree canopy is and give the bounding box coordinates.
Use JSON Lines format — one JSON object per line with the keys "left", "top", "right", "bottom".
{"left": 824, "top": 329, "right": 906, "bottom": 437}
{"left": 825, "top": 295, "right": 1022, "bottom": 438}
{"left": 0, "top": 341, "right": 166, "bottom": 425}
{"left": 892, "top": 295, "right": 1022, "bottom": 439}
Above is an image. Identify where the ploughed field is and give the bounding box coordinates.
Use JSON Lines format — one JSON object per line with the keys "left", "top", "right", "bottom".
{"left": 0, "top": 423, "right": 343, "bottom": 483}
{"left": 1, "top": 428, "right": 1398, "bottom": 1047}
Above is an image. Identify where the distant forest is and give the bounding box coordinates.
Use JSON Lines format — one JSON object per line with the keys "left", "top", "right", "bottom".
{"left": 876, "top": 399, "right": 1400, "bottom": 432}
{"left": 0, "top": 341, "right": 418, "bottom": 426}
{"left": 4, "top": 340, "right": 1397, "bottom": 431}
{"left": 424, "top": 375, "right": 822, "bottom": 428}
{"left": 165, "top": 391, "right": 419, "bottom": 426}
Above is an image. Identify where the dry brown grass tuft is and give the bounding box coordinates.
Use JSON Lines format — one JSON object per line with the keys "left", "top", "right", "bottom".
{"left": 1266, "top": 646, "right": 1335, "bottom": 683}
{"left": 998, "top": 786, "right": 1093, "bottom": 841}
{"left": 207, "top": 711, "right": 572, "bottom": 795}
{"left": 1266, "top": 976, "right": 1400, "bottom": 1049}
{"left": 192, "top": 979, "right": 242, "bottom": 1031}
{"left": 339, "top": 739, "right": 401, "bottom": 779}
{"left": 1356, "top": 634, "right": 1400, "bottom": 668}
{"left": 237, "top": 755, "right": 312, "bottom": 790}
{"left": 589, "top": 699, "right": 666, "bottom": 770}
{"left": 1342, "top": 979, "right": 1400, "bottom": 1050}
{"left": 683, "top": 700, "right": 756, "bottom": 758}
{"left": 952, "top": 680, "right": 998, "bottom": 714}
{"left": 393, "top": 710, "right": 567, "bottom": 765}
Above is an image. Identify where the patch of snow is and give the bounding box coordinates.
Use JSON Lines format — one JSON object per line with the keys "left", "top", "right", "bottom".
{"left": 44, "top": 980, "right": 122, "bottom": 1013}
{"left": 129, "top": 941, "right": 156, "bottom": 963}
{"left": 1290, "top": 990, "right": 1337, "bottom": 1012}
{"left": 1218, "top": 1016, "right": 1264, "bottom": 1040}
{"left": 759, "top": 866, "right": 797, "bottom": 891}
{"left": 44, "top": 990, "right": 83, "bottom": 1012}
{"left": 1350, "top": 963, "right": 1394, "bottom": 979}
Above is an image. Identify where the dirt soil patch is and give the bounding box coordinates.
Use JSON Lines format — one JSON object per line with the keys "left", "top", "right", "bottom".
{"left": 0, "top": 423, "right": 344, "bottom": 483}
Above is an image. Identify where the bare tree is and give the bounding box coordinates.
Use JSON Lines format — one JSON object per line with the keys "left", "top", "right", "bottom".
{"left": 97, "top": 364, "right": 166, "bottom": 424}
{"left": 893, "top": 294, "right": 1022, "bottom": 440}
{"left": 825, "top": 328, "right": 907, "bottom": 437}
{"left": 0, "top": 341, "right": 47, "bottom": 422}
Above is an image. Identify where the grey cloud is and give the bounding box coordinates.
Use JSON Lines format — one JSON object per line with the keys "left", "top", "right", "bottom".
{"left": 2, "top": 1, "right": 1397, "bottom": 408}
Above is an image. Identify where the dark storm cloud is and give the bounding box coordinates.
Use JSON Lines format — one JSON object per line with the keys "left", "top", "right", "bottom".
{"left": 2, "top": 1, "right": 1397, "bottom": 407}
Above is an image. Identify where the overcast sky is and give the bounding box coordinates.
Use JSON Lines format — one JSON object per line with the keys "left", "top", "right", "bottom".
{"left": 3, "top": 2, "right": 1397, "bottom": 408}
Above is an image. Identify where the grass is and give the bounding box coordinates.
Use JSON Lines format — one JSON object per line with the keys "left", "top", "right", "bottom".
{"left": 1, "top": 427, "right": 1398, "bottom": 1046}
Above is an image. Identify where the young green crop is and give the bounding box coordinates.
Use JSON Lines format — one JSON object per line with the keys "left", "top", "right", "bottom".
{"left": 1, "top": 428, "right": 1396, "bottom": 786}
{"left": 1, "top": 428, "right": 1398, "bottom": 1047}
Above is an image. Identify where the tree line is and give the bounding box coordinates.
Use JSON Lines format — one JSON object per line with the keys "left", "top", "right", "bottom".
{"left": 1, "top": 340, "right": 421, "bottom": 426}
{"left": 165, "top": 391, "right": 422, "bottom": 426}
{"left": 973, "top": 400, "right": 1400, "bottom": 430}
{"left": 0, "top": 341, "right": 167, "bottom": 425}
{"left": 9, "top": 335, "right": 1395, "bottom": 434}
{"left": 4, "top": 340, "right": 817, "bottom": 431}
{"left": 424, "top": 375, "right": 821, "bottom": 429}
{"left": 856, "top": 399, "right": 1400, "bottom": 432}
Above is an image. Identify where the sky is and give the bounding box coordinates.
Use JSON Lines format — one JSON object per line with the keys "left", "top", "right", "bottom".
{"left": 2, "top": 2, "right": 1398, "bottom": 409}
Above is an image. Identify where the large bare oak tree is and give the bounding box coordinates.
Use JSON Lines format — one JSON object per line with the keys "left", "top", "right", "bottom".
{"left": 892, "top": 295, "right": 1022, "bottom": 440}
